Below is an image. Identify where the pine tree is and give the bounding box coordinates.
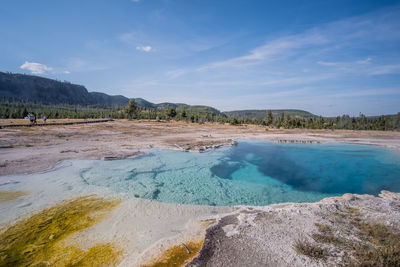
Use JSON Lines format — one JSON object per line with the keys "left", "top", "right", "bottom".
{"left": 165, "top": 107, "right": 177, "bottom": 120}
{"left": 125, "top": 98, "right": 138, "bottom": 120}
{"left": 266, "top": 109, "right": 273, "bottom": 126}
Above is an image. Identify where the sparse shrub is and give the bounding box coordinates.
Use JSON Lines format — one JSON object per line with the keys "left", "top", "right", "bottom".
{"left": 299, "top": 207, "right": 400, "bottom": 266}
{"left": 295, "top": 240, "right": 327, "bottom": 260}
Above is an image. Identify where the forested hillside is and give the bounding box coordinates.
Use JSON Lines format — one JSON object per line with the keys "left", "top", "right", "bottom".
{"left": 0, "top": 72, "right": 129, "bottom": 107}
{"left": 223, "top": 109, "right": 316, "bottom": 119}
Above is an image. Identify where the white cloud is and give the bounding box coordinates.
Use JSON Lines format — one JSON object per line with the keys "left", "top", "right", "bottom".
{"left": 63, "top": 70, "right": 71, "bottom": 74}
{"left": 20, "top": 61, "right": 53, "bottom": 75}
{"left": 136, "top": 45, "right": 152, "bottom": 52}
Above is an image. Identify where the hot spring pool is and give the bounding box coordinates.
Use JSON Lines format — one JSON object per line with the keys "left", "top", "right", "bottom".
{"left": 2, "top": 141, "right": 400, "bottom": 206}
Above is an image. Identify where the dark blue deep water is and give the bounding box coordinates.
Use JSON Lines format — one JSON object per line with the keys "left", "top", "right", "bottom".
{"left": 211, "top": 141, "right": 400, "bottom": 195}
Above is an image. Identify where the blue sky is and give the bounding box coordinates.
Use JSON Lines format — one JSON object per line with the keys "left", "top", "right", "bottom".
{"left": 1, "top": 0, "right": 400, "bottom": 116}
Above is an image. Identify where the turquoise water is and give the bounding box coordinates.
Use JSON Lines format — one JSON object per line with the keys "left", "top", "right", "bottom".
{"left": 1, "top": 141, "right": 399, "bottom": 207}
{"left": 76, "top": 141, "right": 400, "bottom": 206}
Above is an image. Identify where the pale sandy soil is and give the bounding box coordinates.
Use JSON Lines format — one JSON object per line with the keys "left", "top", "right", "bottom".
{"left": 73, "top": 198, "right": 233, "bottom": 266}
{"left": 1, "top": 119, "right": 399, "bottom": 175}
{"left": 1, "top": 120, "right": 400, "bottom": 266}
{"left": 0, "top": 118, "right": 108, "bottom": 125}
{"left": 188, "top": 191, "right": 400, "bottom": 266}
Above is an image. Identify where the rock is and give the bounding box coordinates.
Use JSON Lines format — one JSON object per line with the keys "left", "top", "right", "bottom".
{"left": 101, "top": 151, "right": 146, "bottom": 160}
{"left": 380, "top": 190, "right": 400, "bottom": 201}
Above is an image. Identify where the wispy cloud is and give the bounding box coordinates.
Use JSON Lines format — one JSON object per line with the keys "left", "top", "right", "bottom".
{"left": 357, "top": 57, "right": 372, "bottom": 64}
{"left": 20, "top": 61, "right": 53, "bottom": 75}
{"left": 65, "top": 57, "right": 112, "bottom": 72}
{"left": 165, "top": 6, "right": 400, "bottom": 92}
{"left": 317, "top": 58, "right": 372, "bottom": 67}
{"left": 166, "top": 69, "right": 187, "bottom": 78}
{"left": 118, "top": 32, "right": 135, "bottom": 44}
{"left": 195, "top": 6, "right": 399, "bottom": 75}
{"left": 136, "top": 45, "right": 152, "bottom": 52}
{"left": 328, "top": 88, "right": 400, "bottom": 98}
{"left": 317, "top": 61, "right": 339, "bottom": 66}
{"left": 237, "top": 33, "right": 327, "bottom": 61}
{"left": 197, "top": 32, "right": 328, "bottom": 71}
{"left": 316, "top": 58, "right": 400, "bottom": 76}
{"left": 316, "top": 57, "right": 374, "bottom": 71}
{"left": 138, "top": 6, "right": 400, "bottom": 115}
{"left": 370, "top": 64, "right": 400, "bottom": 75}
{"left": 118, "top": 32, "right": 154, "bottom": 53}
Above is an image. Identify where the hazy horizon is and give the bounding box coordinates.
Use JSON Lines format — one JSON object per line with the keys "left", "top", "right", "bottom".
{"left": 1, "top": 0, "right": 400, "bottom": 116}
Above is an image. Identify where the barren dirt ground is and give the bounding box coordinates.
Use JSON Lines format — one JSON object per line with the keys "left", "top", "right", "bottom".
{"left": 1, "top": 119, "right": 400, "bottom": 175}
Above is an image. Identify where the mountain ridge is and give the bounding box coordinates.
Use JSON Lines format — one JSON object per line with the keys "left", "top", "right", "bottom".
{"left": 0, "top": 72, "right": 128, "bottom": 107}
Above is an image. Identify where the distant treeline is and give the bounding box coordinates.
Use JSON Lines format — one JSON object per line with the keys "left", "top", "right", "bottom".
{"left": 260, "top": 112, "right": 400, "bottom": 131}
{"left": 1, "top": 100, "right": 399, "bottom": 131}
{"left": 0, "top": 101, "right": 125, "bottom": 119}
{"left": 0, "top": 100, "right": 224, "bottom": 121}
